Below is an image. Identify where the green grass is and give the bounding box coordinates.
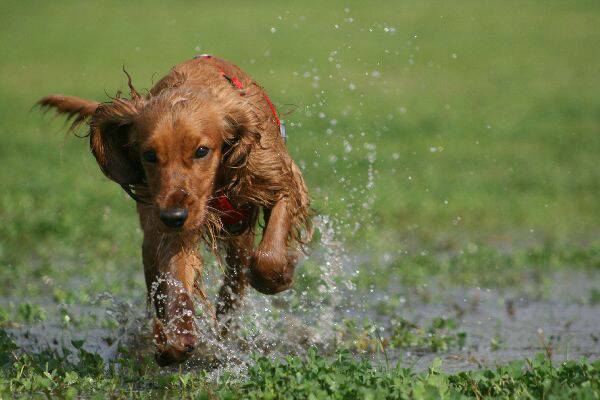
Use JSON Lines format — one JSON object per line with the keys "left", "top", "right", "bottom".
{"left": 0, "top": 0, "right": 599, "bottom": 397}
{"left": 0, "top": 330, "right": 598, "bottom": 399}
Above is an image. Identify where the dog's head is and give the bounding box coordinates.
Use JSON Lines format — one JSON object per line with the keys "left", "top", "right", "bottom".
{"left": 89, "top": 87, "right": 259, "bottom": 232}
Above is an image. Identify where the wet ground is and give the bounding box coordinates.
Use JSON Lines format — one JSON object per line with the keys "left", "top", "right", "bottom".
{"left": 384, "top": 278, "right": 600, "bottom": 372}
{"left": 4, "top": 269, "right": 599, "bottom": 374}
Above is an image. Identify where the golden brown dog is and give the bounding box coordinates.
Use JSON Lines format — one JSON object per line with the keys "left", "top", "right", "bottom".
{"left": 37, "top": 56, "right": 312, "bottom": 366}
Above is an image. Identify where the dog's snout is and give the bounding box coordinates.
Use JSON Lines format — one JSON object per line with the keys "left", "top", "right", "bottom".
{"left": 159, "top": 207, "right": 188, "bottom": 228}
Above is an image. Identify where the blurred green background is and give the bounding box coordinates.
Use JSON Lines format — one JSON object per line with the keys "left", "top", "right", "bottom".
{"left": 0, "top": 1, "right": 599, "bottom": 300}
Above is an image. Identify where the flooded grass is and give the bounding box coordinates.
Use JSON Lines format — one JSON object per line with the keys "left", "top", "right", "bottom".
{"left": 1, "top": 0, "right": 599, "bottom": 397}
{"left": 1, "top": 254, "right": 598, "bottom": 397}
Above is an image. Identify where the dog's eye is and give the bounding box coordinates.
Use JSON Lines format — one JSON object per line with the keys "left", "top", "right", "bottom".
{"left": 194, "top": 146, "right": 210, "bottom": 159}
{"left": 142, "top": 150, "right": 157, "bottom": 163}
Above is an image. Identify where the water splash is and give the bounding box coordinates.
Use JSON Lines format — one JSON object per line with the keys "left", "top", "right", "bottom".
{"left": 181, "top": 214, "right": 360, "bottom": 379}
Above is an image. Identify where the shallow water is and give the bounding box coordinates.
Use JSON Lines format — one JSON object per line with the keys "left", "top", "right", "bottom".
{"left": 373, "top": 280, "right": 600, "bottom": 372}
{"left": 5, "top": 265, "right": 599, "bottom": 377}
{"left": 3, "top": 217, "right": 599, "bottom": 375}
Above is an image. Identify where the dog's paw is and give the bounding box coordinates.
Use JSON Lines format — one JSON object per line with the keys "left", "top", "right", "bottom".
{"left": 153, "top": 317, "right": 197, "bottom": 367}
{"left": 248, "top": 248, "right": 295, "bottom": 294}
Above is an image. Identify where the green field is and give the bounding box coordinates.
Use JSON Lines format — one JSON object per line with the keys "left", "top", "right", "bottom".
{"left": 1, "top": 1, "right": 599, "bottom": 398}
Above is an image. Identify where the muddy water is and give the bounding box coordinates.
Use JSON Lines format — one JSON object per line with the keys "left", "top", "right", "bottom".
{"left": 5, "top": 272, "right": 599, "bottom": 374}
{"left": 4, "top": 217, "right": 599, "bottom": 375}
{"left": 368, "top": 277, "right": 600, "bottom": 372}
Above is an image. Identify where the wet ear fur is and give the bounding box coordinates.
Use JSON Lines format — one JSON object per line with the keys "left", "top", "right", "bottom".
{"left": 89, "top": 97, "right": 145, "bottom": 185}
{"left": 221, "top": 104, "right": 261, "bottom": 183}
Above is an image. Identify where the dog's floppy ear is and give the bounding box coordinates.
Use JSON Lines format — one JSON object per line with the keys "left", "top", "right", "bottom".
{"left": 221, "top": 104, "right": 261, "bottom": 172}
{"left": 90, "top": 98, "right": 144, "bottom": 186}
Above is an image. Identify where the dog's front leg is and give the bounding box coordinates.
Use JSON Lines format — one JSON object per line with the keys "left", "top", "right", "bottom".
{"left": 142, "top": 228, "right": 202, "bottom": 366}
{"left": 216, "top": 231, "right": 254, "bottom": 324}
{"left": 248, "top": 197, "right": 297, "bottom": 294}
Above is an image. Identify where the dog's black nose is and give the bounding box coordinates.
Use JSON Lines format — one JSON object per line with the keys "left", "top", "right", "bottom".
{"left": 159, "top": 207, "right": 188, "bottom": 228}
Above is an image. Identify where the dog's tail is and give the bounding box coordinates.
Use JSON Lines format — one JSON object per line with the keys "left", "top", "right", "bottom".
{"left": 36, "top": 95, "right": 100, "bottom": 131}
